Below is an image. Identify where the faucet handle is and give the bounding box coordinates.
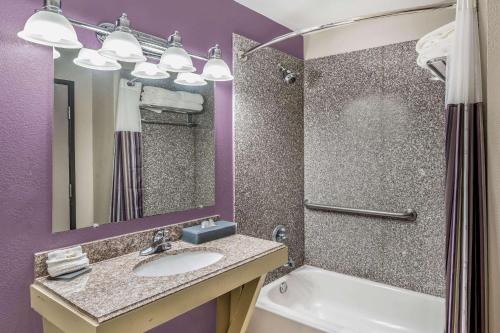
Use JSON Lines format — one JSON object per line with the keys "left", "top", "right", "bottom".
{"left": 140, "top": 230, "right": 171, "bottom": 256}
{"left": 272, "top": 225, "right": 287, "bottom": 242}
{"left": 152, "top": 230, "right": 166, "bottom": 243}
{"left": 164, "top": 229, "right": 172, "bottom": 241}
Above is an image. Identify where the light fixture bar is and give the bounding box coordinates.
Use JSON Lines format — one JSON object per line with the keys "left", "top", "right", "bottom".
{"left": 238, "top": 1, "right": 456, "bottom": 59}
{"left": 67, "top": 18, "right": 208, "bottom": 61}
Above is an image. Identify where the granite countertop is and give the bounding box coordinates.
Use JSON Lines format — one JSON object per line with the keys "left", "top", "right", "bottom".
{"left": 35, "top": 234, "right": 284, "bottom": 323}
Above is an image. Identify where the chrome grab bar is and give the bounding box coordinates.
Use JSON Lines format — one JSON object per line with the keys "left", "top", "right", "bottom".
{"left": 304, "top": 200, "right": 417, "bottom": 222}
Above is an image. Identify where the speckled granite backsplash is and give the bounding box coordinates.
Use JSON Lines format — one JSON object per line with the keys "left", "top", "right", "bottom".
{"left": 34, "top": 216, "right": 217, "bottom": 278}
{"left": 304, "top": 41, "right": 446, "bottom": 296}
{"left": 233, "top": 34, "right": 304, "bottom": 282}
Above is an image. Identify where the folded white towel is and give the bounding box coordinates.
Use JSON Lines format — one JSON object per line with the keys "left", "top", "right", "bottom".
{"left": 143, "top": 107, "right": 162, "bottom": 114}
{"left": 416, "top": 21, "right": 455, "bottom": 55}
{"left": 416, "top": 21, "right": 454, "bottom": 72}
{"left": 142, "top": 86, "right": 177, "bottom": 101}
{"left": 46, "top": 246, "right": 90, "bottom": 277}
{"left": 46, "top": 252, "right": 87, "bottom": 265}
{"left": 169, "top": 100, "right": 203, "bottom": 111}
{"left": 176, "top": 90, "right": 204, "bottom": 105}
{"left": 47, "top": 246, "right": 83, "bottom": 263}
{"left": 141, "top": 98, "right": 204, "bottom": 111}
{"left": 142, "top": 86, "right": 204, "bottom": 105}
{"left": 47, "top": 255, "right": 90, "bottom": 277}
{"left": 416, "top": 47, "right": 447, "bottom": 69}
{"left": 142, "top": 100, "right": 203, "bottom": 112}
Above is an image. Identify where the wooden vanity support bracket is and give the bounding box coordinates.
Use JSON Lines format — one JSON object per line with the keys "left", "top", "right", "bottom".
{"left": 31, "top": 246, "right": 287, "bottom": 333}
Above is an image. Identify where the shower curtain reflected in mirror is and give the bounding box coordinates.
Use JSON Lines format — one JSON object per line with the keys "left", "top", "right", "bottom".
{"left": 444, "top": 0, "right": 486, "bottom": 332}
{"left": 111, "top": 131, "right": 144, "bottom": 222}
{"left": 111, "top": 79, "right": 144, "bottom": 222}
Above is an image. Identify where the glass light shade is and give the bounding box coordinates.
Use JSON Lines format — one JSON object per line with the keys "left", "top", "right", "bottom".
{"left": 158, "top": 46, "right": 195, "bottom": 73}
{"left": 131, "top": 62, "right": 170, "bottom": 79}
{"left": 98, "top": 30, "right": 146, "bottom": 63}
{"left": 73, "top": 48, "right": 121, "bottom": 71}
{"left": 174, "top": 73, "right": 207, "bottom": 86}
{"left": 53, "top": 48, "right": 60, "bottom": 59}
{"left": 17, "top": 10, "right": 82, "bottom": 49}
{"left": 201, "top": 58, "right": 233, "bottom": 81}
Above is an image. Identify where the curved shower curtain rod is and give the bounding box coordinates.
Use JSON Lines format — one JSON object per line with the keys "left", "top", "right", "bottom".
{"left": 237, "top": 1, "right": 456, "bottom": 60}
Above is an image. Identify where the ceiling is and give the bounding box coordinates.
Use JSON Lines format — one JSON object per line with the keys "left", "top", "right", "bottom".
{"left": 234, "top": 0, "right": 451, "bottom": 31}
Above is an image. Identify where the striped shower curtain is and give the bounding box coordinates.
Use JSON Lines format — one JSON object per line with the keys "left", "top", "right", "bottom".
{"left": 111, "top": 131, "right": 144, "bottom": 222}
{"left": 111, "top": 79, "right": 144, "bottom": 222}
{"left": 444, "top": 0, "right": 486, "bottom": 332}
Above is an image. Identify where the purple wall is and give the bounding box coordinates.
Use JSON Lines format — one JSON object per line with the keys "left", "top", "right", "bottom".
{"left": 0, "top": 0, "right": 302, "bottom": 332}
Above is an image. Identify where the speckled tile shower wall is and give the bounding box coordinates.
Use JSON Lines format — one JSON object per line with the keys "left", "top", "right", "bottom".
{"left": 304, "top": 41, "right": 446, "bottom": 296}
{"left": 233, "top": 34, "right": 304, "bottom": 281}
{"left": 137, "top": 73, "right": 215, "bottom": 216}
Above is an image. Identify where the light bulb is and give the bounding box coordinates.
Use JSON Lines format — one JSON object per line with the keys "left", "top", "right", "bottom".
{"left": 131, "top": 62, "right": 170, "bottom": 79}
{"left": 201, "top": 45, "right": 233, "bottom": 81}
{"left": 174, "top": 73, "right": 207, "bottom": 86}
{"left": 18, "top": 5, "right": 82, "bottom": 49}
{"left": 98, "top": 13, "right": 146, "bottom": 63}
{"left": 74, "top": 48, "right": 121, "bottom": 71}
{"left": 158, "top": 31, "right": 195, "bottom": 73}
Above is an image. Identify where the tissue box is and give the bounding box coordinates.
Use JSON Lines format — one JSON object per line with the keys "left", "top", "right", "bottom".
{"left": 182, "top": 220, "right": 237, "bottom": 244}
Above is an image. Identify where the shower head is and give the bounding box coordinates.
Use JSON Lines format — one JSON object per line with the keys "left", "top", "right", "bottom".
{"left": 278, "top": 64, "right": 299, "bottom": 85}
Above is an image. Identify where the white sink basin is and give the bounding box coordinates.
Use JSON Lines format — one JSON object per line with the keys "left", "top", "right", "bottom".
{"left": 133, "top": 251, "right": 224, "bottom": 277}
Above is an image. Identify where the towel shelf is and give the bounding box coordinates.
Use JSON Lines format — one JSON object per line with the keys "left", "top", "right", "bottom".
{"left": 141, "top": 118, "right": 197, "bottom": 128}
{"left": 304, "top": 199, "right": 417, "bottom": 222}
{"left": 140, "top": 104, "right": 204, "bottom": 115}
{"left": 426, "top": 58, "right": 446, "bottom": 82}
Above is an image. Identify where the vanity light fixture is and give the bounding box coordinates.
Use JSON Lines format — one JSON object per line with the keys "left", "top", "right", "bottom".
{"left": 201, "top": 44, "right": 233, "bottom": 81}
{"left": 131, "top": 62, "right": 170, "bottom": 79}
{"left": 98, "top": 13, "right": 147, "bottom": 63}
{"left": 174, "top": 73, "right": 207, "bottom": 86}
{"left": 73, "top": 48, "right": 121, "bottom": 71}
{"left": 53, "top": 48, "right": 61, "bottom": 59}
{"left": 17, "top": 0, "right": 82, "bottom": 49}
{"left": 158, "top": 31, "right": 196, "bottom": 73}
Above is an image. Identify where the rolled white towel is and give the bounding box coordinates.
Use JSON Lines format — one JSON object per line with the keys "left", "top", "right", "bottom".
{"left": 47, "top": 255, "right": 90, "bottom": 277}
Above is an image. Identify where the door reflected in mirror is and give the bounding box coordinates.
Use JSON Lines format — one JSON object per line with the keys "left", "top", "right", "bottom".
{"left": 52, "top": 48, "right": 215, "bottom": 232}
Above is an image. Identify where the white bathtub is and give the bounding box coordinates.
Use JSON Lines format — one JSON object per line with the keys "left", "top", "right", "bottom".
{"left": 248, "top": 265, "right": 445, "bottom": 333}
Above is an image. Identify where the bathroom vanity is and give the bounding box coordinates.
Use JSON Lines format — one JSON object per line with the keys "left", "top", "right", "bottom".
{"left": 24, "top": 3, "right": 287, "bottom": 331}
{"left": 31, "top": 230, "right": 287, "bottom": 333}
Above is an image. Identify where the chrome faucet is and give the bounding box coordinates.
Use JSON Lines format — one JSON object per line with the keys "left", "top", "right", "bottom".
{"left": 140, "top": 230, "right": 172, "bottom": 256}
{"left": 272, "top": 225, "right": 295, "bottom": 269}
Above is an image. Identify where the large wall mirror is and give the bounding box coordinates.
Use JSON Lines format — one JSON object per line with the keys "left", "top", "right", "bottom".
{"left": 52, "top": 48, "right": 215, "bottom": 232}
